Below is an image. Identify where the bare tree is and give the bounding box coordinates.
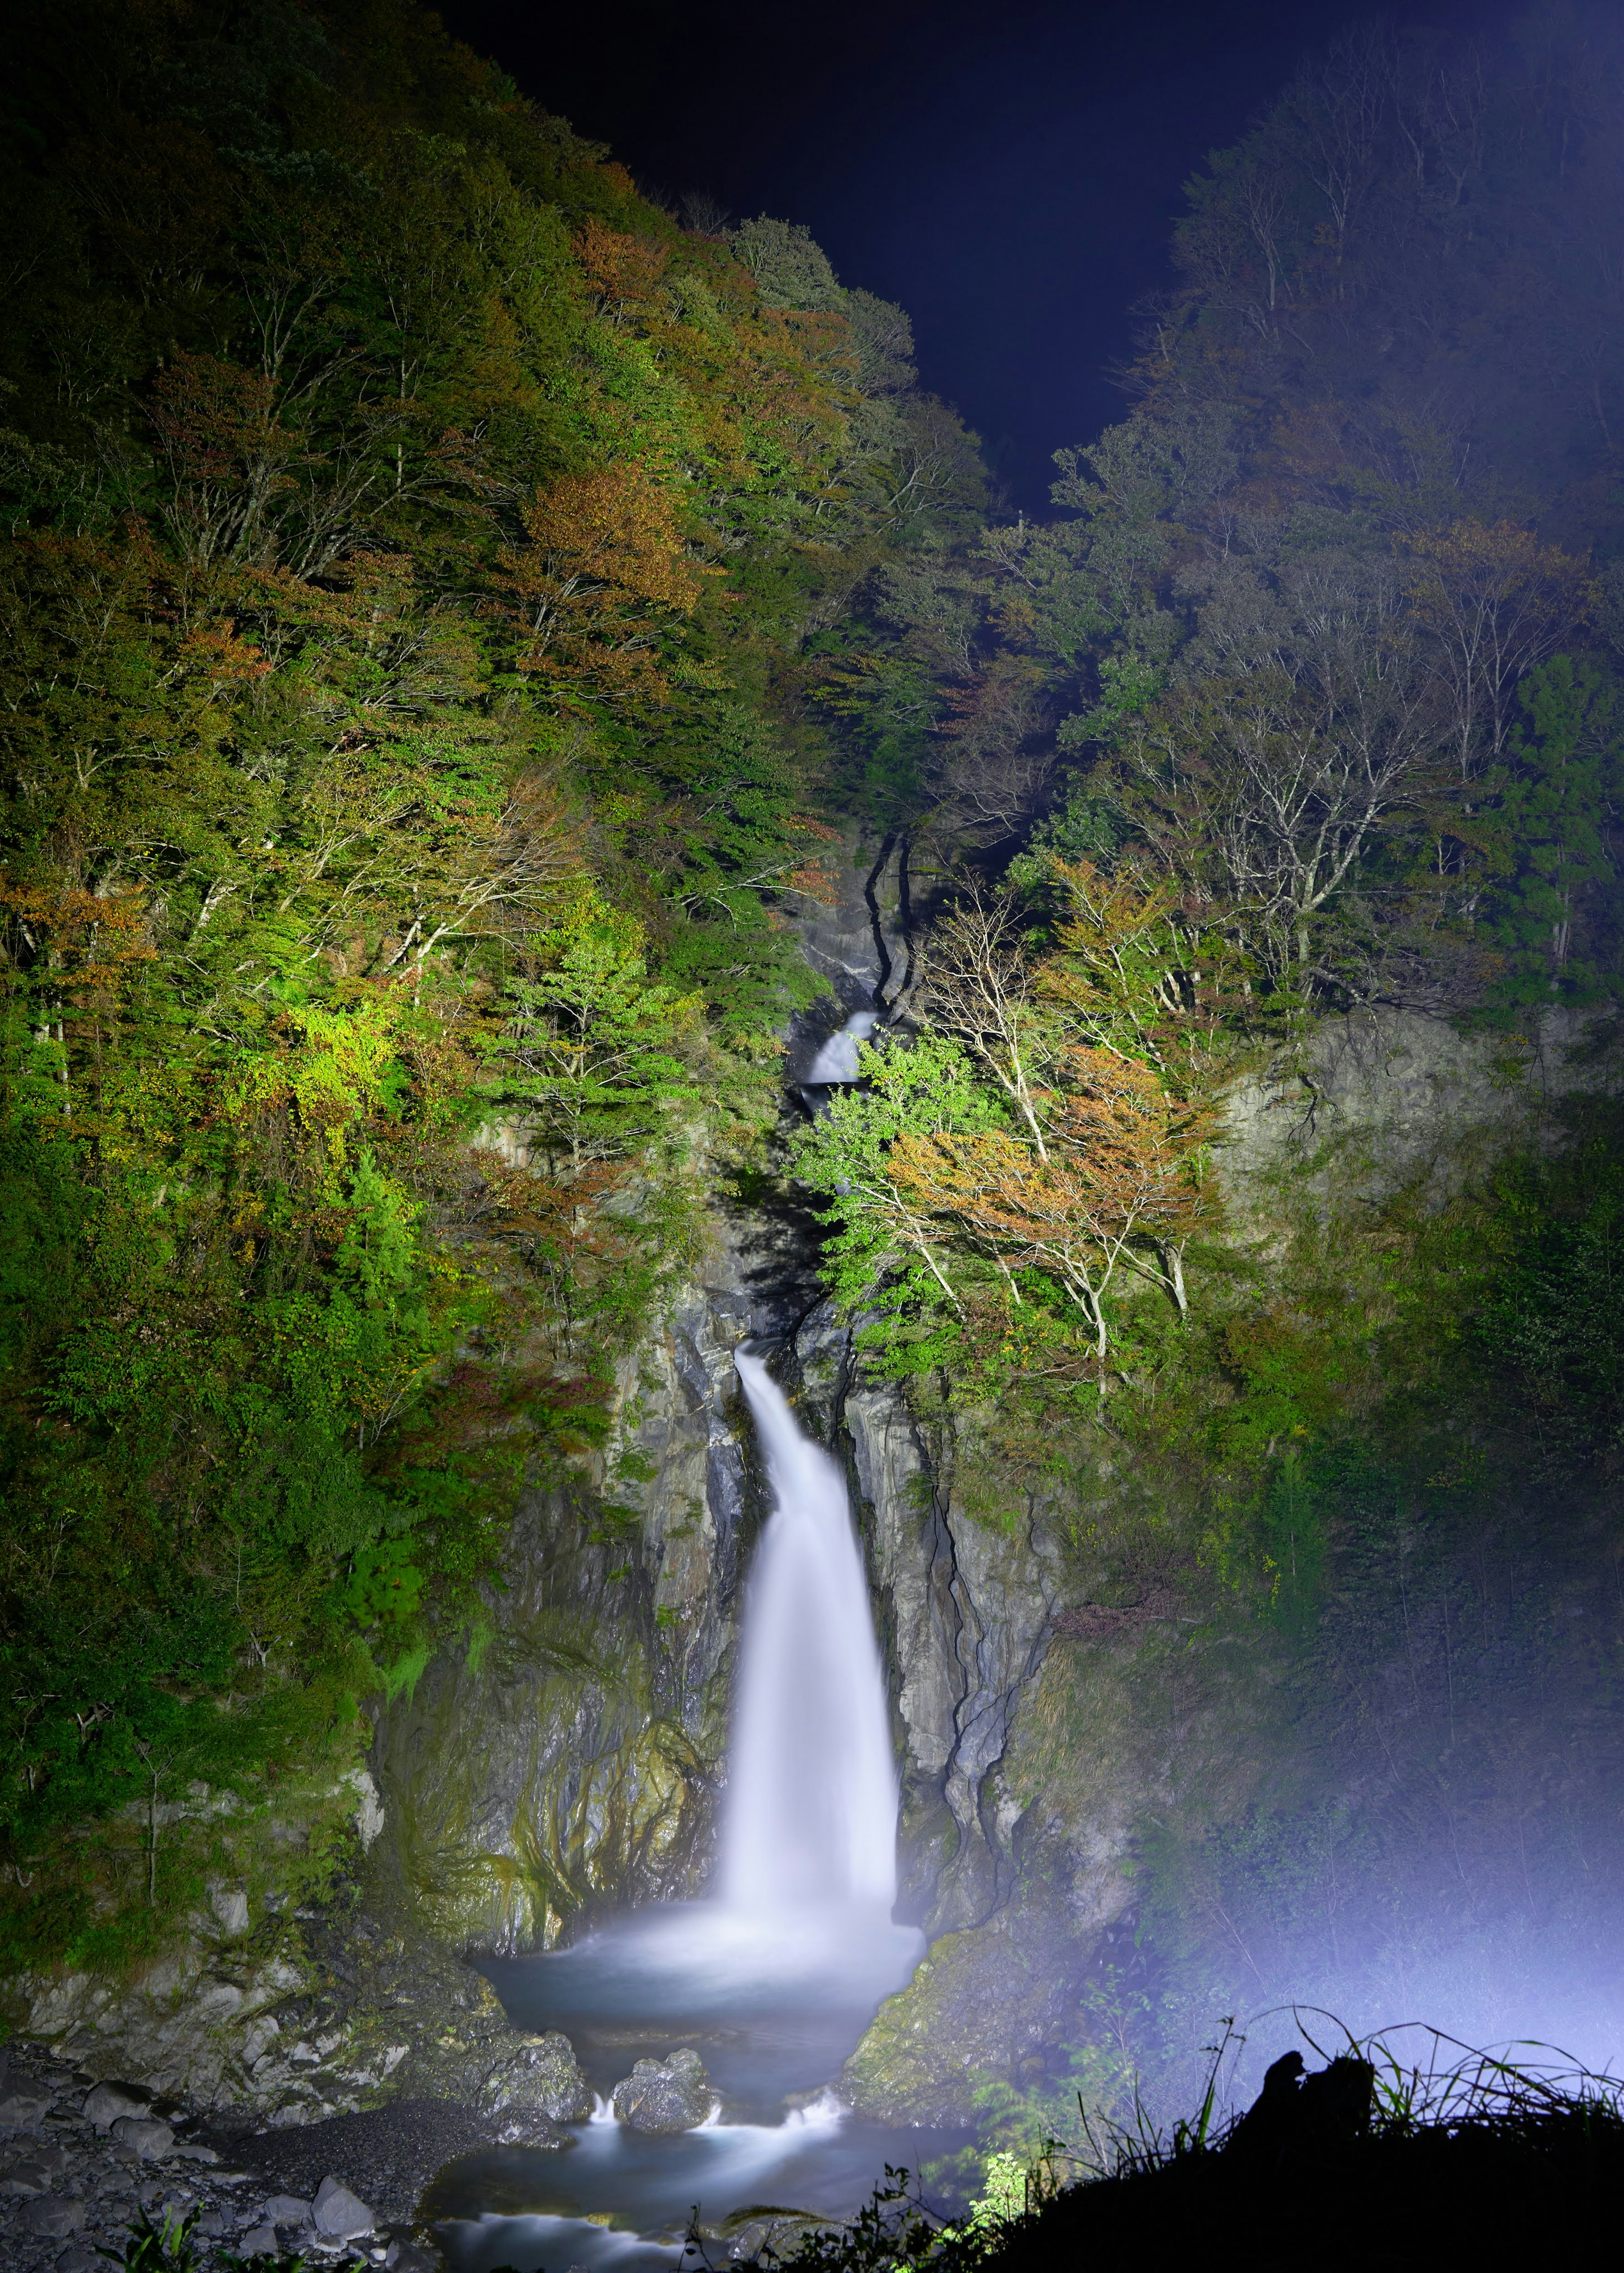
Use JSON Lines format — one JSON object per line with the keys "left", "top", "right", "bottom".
{"left": 915, "top": 887, "right": 1063, "bottom": 1157}
{"left": 1405, "top": 520, "right": 1591, "bottom": 776}
{"left": 1119, "top": 551, "right": 1446, "bottom": 979}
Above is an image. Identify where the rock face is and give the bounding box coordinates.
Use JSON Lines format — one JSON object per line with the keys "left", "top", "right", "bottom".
{"left": 1222, "top": 1003, "right": 1616, "bottom": 1204}
{"left": 365, "top": 1261, "right": 757, "bottom": 1952}
{"left": 790, "top": 1302, "right": 1065, "bottom": 1936}
{"left": 612, "top": 2049, "right": 719, "bottom": 2132}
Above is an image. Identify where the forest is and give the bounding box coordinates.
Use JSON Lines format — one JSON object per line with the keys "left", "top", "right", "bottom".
{"left": 3, "top": 0, "right": 1624, "bottom": 2158}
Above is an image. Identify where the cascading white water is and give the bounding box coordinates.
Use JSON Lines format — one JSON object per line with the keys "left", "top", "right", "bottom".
{"left": 804, "top": 1010, "right": 877, "bottom": 1084}
{"left": 722, "top": 1351, "right": 899, "bottom": 1915}
{"left": 512, "top": 1342, "right": 919, "bottom": 2027}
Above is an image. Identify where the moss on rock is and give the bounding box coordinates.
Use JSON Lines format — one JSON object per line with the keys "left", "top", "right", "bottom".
{"left": 841, "top": 1911, "right": 1080, "bottom": 2128}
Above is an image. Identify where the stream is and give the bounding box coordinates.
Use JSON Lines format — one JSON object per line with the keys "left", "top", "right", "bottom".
{"left": 425, "top": 1341, "right": 960, "bottom": 2270}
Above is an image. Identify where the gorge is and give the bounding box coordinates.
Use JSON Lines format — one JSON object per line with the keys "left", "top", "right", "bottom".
{"left": 5, "top": 2, "right": 1624, "bottom": 2268}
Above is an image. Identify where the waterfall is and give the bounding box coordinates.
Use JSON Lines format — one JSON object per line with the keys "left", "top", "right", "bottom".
{"left": 803, "top": 1010, "right": 877, "bottom": 1084}
{"left": 722, "top": 1351, "right": 899, "bottom": 1916}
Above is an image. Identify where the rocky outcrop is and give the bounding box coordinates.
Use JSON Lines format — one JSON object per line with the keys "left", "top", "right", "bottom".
{"left": 1223, "top": 1004, "right": 1619, "bottom": 1206}
{"left": 365, "top": 1248, "right": 762, "bottom": 1954}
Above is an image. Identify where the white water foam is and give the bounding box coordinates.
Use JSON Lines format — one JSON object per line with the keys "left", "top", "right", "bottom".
{"left": 804, "top": 1010, "right": 877, "bottom": 1083}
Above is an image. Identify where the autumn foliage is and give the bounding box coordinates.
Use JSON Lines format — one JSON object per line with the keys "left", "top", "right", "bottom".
{"left": 498, "top": 464, "right": 706, "bottom": 698}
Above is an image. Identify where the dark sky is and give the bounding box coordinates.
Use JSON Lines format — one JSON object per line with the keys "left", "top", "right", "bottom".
{"left": 438, "top": 0, "right": 1510, "bottom": 509}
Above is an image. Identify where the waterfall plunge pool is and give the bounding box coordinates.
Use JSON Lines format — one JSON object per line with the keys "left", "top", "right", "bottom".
{"left": 426, "top": 1352, "right": 963, "bottom": 2271}
{"left": 430, "top": 1904, "right": 955, "bottom": 2271}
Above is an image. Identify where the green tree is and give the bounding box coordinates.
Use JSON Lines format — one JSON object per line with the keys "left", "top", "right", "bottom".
{"left": 1481, "top": 657, "right": 1623, "bottom": 1008}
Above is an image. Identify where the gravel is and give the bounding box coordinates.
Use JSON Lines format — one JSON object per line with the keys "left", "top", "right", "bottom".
{"left": 214, "top": 2099, "right": 516, "bottom": 2226}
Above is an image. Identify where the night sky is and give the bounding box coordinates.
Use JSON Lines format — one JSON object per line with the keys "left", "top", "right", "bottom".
{"left": 440, "top": 0, "right": 1511, "bottom": 510}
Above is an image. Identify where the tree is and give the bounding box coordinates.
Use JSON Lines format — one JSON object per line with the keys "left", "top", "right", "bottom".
{"left": 1036, "top": 856, "right": 1237, "bottom": 1085}
{"left": 1406, "top": 522, "right": 1591, "bottom": 778}
{"left": 793, "top": 1027, "right": 1210, "bottom": 1370}
{"left": 915, "top": 886, "right": 1066, "bottom": 1154}
{"left": 1111, "top": 552, "right": 1447, "bottom": 984}
{"left": 495, "top": 464, "right": 705, "bottom": 700}
{"left": 887, "top": 1047, "right": 1210, "bottom": 1354}
{"left": 1480, "top": 657, "right": 1623, "bottom": 1006}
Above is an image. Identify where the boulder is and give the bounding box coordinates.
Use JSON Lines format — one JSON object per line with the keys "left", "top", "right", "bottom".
{"left": 0, "top": 2089, "right": 52, "bottom": 2133}
{"left": 16, "top": 2195, "right": 86, "bottom": 2237}
{"left": 110, "top": 2115, "right": 175, "bottom": 2160}
{"left": 239, "top": 2228, "right": 279, "bottom": 2257}
{"left": 611, "top": 2049, "right": 719, "bottom": 2133}
{"left": 480, "top": 2031, "right": 594, "bottom": 2125}
{"left": 383, "top": 2243, "right": 440, "bottom": 2273}
{"left": 262, "top": 2192, "right": 313, "bottom": 2225}
{"left": 82, "top": 2082, "right": 151, "bottom": 2131}
{"left": 312, "top": 2174, "right": 376, "bottom": 2238}
{"left": 493, "top": 2114, "right": 569, "bottom": 2148}
{"left": 0, "top": 2154, "right": 56, "bottom": 2195}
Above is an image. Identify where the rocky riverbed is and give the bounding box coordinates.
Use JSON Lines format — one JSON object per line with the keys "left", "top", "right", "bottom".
{"left": 0, "top": 2032, "right": 473, "bottom": 2272}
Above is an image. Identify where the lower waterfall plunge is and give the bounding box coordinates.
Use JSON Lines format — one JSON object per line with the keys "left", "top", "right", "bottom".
{"left": 722, "top": 1350, "right": 899, "bottom": 1916}
{"left": 450, "top": 1351, "right": 938, "bottom": 2269}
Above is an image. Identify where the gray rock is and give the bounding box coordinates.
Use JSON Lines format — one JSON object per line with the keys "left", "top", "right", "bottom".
{"left": 239, "top": 2227, "right": 279, "bottom": 2257}
{"left": 1, "top": 2154, "right": 57, "bottom": 2195}
{"left": 17, "top": 2196, "right": 87, "bottom": 2236}
{"left": 611, "top": 2049, "right": 719, "bottom": 2133}
{"left": 262, "top": 2193, "right": 313, "bottom": 2224}
{"left": 82, "top": 2082, "right": 150, "bottom": 2131}
{"left": 722, "top": 2213, "right": 829, "bottom": 2261}
{"left": 110, "top": 2115, "right": 175, "bottom": 2160}
{"left": 481, "top": 2031, "right": 594, "bottom": 2125}
{"left": 208, "top": 1882, "right": 250, "bottom": 1937}
{"left": 52, "top": 2249, "right": 101, "bottom": 2273}
{"left": 0, "top": 2089, "right": 52, "bottom": 2133}
{"left": 493, "top": 2114, "right": 569, "bottom": 2147}
{"left": 382, "top": 2245, "right": 439, "bottom": 2273}
{"left": 194, "top": 2210, "right": 228, "bottom": 2237}
{"left": 311, "top": 2175, "right": 376, "bottom": 2238}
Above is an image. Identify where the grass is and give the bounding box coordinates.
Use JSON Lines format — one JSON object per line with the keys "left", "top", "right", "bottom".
{"left": 738, "top": 2018, "right": 1624, "bottom": 2273}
